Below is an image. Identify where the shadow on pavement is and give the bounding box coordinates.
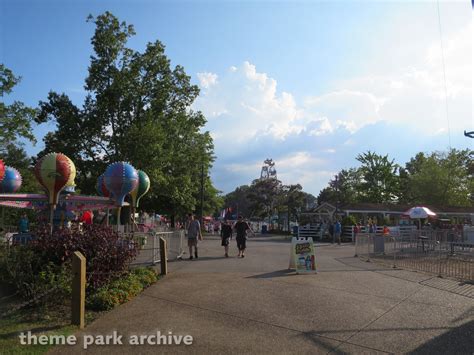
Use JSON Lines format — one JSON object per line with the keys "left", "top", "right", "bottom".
{"left": 298, "top": 331, "right": 344, "bottom": 354}
{"left": 246, "top": 269, "right": 295, "bottom": 279}
{"left": 248, "top": 237, "right": 292, "bottom": 243}
{"left": 410, "top": 320, "right": 474, "bottom": 355}
{"left": 187, "top": 256, "right": 228, "bottom": 261}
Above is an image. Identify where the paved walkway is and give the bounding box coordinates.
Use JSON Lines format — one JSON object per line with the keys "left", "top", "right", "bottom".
{"left": 50, "top": 235, "right": 473, "bottom": 354}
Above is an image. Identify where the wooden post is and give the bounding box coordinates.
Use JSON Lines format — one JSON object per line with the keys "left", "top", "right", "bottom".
{"left": 117, "top": 207, "right": 121, "bottom": 226}
{"left": 49, "top": 205, "right": 55, "bottom": 235}
{"left": 159, "top": 237, "right": 167, "bottom": 276}
{"left": 72, "top": 251, "right": 86, "bottom": 329}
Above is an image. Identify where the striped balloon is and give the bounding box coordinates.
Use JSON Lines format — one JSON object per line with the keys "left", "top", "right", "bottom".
{"left": 63, "top": 155, "right": 76, "bottom": 192}
{"left": 96, "top": 174, "right": 110, "bottom": 197}
{"left": 104, "top": 162, "right": 139, "bottom": 206}
{"left": 0, "top": 159, "right": 5, "bottom": 184}
{"left": 130, "top": 170, "right": 150, "bottom": 207}
{"left": 34, "top": 153, "right": 74, "bottom": 205}
{"left": 0, "top": 166, "right": 22, "bottom": 193}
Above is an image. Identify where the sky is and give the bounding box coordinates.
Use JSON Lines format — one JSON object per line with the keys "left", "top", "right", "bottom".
{"left": 1, "top": 0, "right": 473, "bottom": 197}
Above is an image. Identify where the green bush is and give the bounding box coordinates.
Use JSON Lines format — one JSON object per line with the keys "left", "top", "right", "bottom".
{"left": 87, "top": 268, "right": 158, "bottom": 311}
{"left": 132, "top": 267, "right": 158, "bottom": 287}
{"left": 341, "top": 215, "right": 357, "bottom": 226}
{"left": 0, "top": 246, "right": 71, "bottom": 301}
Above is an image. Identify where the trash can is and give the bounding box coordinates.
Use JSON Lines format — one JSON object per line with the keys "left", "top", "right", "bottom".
{"left": 261, "top": 225, "right": 267, "bottom": 234}
{"left": 292, "top": 226, "right": 299, "bottom": 237}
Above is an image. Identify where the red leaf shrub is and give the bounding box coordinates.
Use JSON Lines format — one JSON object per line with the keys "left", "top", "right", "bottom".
{"left": 31, "top": 225, "right": 138, "bottom": 291}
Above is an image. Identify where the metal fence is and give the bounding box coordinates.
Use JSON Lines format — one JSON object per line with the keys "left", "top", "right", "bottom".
{"left": 355, "top": 232, "right": 474, "bottom": 281}
{"left": 123, "top": 230, "right": 185, "bottom": 266}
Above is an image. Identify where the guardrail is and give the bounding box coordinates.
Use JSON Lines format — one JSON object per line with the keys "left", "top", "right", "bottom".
{"left": 123, "top": 230, "right": 185, "bottom": 266}
{"left": 355, "top": 233, "right": 474, "bottom": 281}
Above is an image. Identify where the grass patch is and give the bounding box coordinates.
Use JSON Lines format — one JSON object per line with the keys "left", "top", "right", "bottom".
{"left": 0, "top": 292, "right": 102, "bottom": 354}
{"left": 0, "top": 267, "right": 158, "bottom": 353}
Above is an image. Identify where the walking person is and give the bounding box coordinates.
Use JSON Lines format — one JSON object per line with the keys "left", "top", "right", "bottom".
{"left": 234, "top": 216, "right": 250, "bottom": 258}
{"left": 19, "top": 213, "right": 29, "bottom": 233}
{"left": 329, "top": 222, "right": 334, "bottom": 243}
{"left": 353, "top": 223, "right": 360, "bottom": 245}
{"left": 186, "top": 213, "right": 202, "bottom": 260}
{"left": 220, "top": 219, "right": 232, "bottom": 257}
{"left": 334, "top": 220, "right": 342, "bottom": 245}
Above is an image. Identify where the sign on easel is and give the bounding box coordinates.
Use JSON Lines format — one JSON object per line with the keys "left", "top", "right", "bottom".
{"left": 289, "top": 237, "right": 316, "bottom": 274}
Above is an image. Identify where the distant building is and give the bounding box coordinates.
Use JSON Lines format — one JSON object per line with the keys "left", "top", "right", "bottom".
{"left": 300, "top": 202, "right": 473, "bottom": 225}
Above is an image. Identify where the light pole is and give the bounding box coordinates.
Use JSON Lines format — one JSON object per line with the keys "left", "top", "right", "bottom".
{"left": 200, "top": 162, "right": 204, "bottom": 227}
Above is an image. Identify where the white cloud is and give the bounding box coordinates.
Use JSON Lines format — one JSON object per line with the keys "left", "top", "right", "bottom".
{"left": 305, "top": 91, "right": 384, "bottom": 133}
{"left": 308, "top": 117, "right": 334, "bottom": 136}
{"left": 194, "top": 5, "right": 471, "bottom": 196}
{"left": 197, "top": 72, "right": 218, "bottom": 89}
{"left": 194, "top": 61, "right": 304, "bottom": 147}
{"left": 322, "top": 24, "right": 472, "bottom": 135}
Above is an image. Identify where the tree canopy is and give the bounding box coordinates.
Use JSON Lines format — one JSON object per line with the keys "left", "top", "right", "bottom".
{"left": 318, "top": 149, "right": 473, "bottom": 208}
{"left": 34, "top": 12, "right": 220, "bottom": 220}
{"left": 0, "top": 64, "right": 36, "bottom": 155}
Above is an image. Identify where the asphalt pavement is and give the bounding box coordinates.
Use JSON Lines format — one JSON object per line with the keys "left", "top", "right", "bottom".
{"left": 49, "top": 235, "right": 474, "bottom": 354}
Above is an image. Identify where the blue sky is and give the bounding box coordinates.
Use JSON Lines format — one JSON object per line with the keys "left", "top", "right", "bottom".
{"left": 1, "top": 0, "right": 472, "bottom": 196}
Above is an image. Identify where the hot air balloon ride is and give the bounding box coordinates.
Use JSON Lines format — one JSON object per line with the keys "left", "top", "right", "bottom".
{"left": 130, "top": 170, "right": 150, "bottom": 208}
{"left": 129, "top": 170, "right": 150, "bottom": 230}
{"left": 62, "top": 155, "right": 77, "bottom": 194}
{"left": 96, "top": 174, "right": 110, "bottom": 197}
{"left": 34, "top": 153, "right": 74, "bottom": 231}
{"left": 0, "top": 166, "right": 22, "bottom": 193}
{"left": 104, "top": 162, "right": 139, "bottom": 225}
{"left": 0, "top": 166, "right": 22, "bottom": 229}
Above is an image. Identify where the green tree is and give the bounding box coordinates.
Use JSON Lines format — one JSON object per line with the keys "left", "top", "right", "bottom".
{"left": 279, "top": 184, "right": 306, "bottom": 229}
{"left": 317, "top": 168, "right": 363, "bottom": 205}
{"left": 247, "top": 178, "right": 282, "bottom": 221}
{"left": 356, "top": 151, "right": 400, "bottom": 203}
{"left": 0, "top": 64, "right": 37, "bottom": 153}
{"left": 406, "top": 149, "right": 472, "bottom": 207}
{"left": 35, "top": 12, "right": 218, "bottom": 223}
{"left": 224, "top": 185, "right": 252, "bottom": 218}
{"left": 0, "top": 65, "right": 39, "bottom": 226}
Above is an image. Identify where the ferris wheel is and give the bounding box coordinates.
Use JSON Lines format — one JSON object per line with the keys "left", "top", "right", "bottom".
{"left": 260, "top": 158, "right": 277, "bottom": 180}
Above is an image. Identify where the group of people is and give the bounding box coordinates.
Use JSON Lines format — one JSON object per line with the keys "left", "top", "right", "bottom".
{"left": 317, "top": 220, "right": 342, "bottom": 245}
{"left": 186, "top": 214, "right": 252, "bottom": 259}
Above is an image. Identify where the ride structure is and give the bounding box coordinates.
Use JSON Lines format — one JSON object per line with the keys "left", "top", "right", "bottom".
{"left": 260, "top": 158, "right": 277, "bottom": 180}
{"left": 0, "top": 153, "right": 150, "bottom": 230}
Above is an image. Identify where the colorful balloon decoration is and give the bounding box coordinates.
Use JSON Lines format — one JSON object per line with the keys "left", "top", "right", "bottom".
{"left": 0, "top": 159, "right": 5, "bottom": 184}
{"left": 96, "top": 174, "right": 110, "bottom": 197}
{"left": 104, "top": 162, "right": 139, "bottom": 206}
{"left": 130, "top": 170, "right": 150, "bottom": 208}
{"left": 34, "top": 153, "right": 74, "bottom": 205}
{"left": 0, "top": 166, "right": 22, "bottom": 193}
{"left": 63, "top": 155, "right": 77, "bottom": 193}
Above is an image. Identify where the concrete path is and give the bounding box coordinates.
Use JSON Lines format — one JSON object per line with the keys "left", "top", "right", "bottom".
{"left": 50, "top": 235, "right": 474, "bottom": 354}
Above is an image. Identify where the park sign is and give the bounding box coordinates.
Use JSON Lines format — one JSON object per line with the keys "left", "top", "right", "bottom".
{"left": 289, "top": 237, "right": 316, "bottom": 274}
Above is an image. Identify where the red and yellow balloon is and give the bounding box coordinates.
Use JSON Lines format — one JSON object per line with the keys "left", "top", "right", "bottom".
{"left": 34, "top": 153, "right": 75, "bottom": 205}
